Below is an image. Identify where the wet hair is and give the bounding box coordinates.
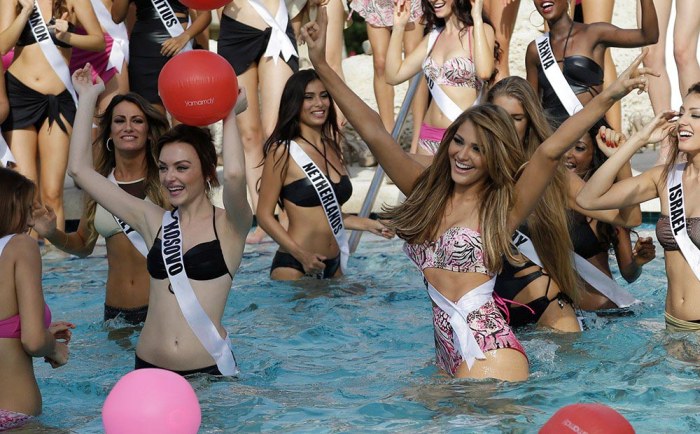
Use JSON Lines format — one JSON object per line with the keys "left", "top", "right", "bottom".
{"left": 261, "top": 69, "right": 344, "bottom": 185}
{"left": 662, "top": 82, "right": 700, "bottom": 182}
{"left": 487, "top": 77, "right": 579, "bottom": 301}
{"left": 0, "top": 168, "right": 35, "bottom": 237}
{"left": 383, "top": 104, "right": 524, "bottom": 273}
{"left": 85, "top": 93, "right": 169, "bottom": 245}
{"left": 157, "top": 124, "right": 220, "bottom": 195}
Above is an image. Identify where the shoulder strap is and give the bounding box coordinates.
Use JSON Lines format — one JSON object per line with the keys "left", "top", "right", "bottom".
{"left": 534, "top": 33, "right": 583, "bottom": 116}
{"left": 107, "top": 171, "right": 149, "bottom": 257}
{"left": 0, "top": 234, "right": 16, "bottom": 256}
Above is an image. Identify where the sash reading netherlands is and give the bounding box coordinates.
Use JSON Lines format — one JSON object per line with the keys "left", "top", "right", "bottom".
{"left": 301, "top": 162, "right": 342, "bottom": 235}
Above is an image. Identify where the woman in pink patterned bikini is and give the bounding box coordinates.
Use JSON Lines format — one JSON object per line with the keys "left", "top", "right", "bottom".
{"left": 303, "top": 7, "right": 652, "bottom": 380}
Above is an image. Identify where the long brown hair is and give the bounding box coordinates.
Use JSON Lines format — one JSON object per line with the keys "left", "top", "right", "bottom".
{"left": 383, "top": 104, "right": 525, "bottom": 273}
{"left": 662, "top": 82, "right": 700, "bottom": 182}
{"left": 487, "top": 76, "right": 580, "bottom": 301}
{"left": 85, "top": 93, "right": 169, "bottom": 245}
{"left": 0, "top": 168, "right": 35, "bottom": 237}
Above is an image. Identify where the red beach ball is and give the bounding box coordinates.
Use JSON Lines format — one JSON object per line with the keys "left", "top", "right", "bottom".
{"left": 179, "top": 0, "right": 229, "bottom": 9}
{"left": 158, "top": 50, "right": 238, "bottom": 126}
{"left": 540, "top": 403, "right": 635, "bottom": 434}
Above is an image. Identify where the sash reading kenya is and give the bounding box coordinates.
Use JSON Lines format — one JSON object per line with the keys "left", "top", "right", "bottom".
{"left": 288, "top": 141, "right": 349, "bottom": 274}
{"left": 150, "top": 0, "right": 192, "bottom": 52}
{"left": 511, "top": 229, "right": 637, "bottom": 309}
{"left": 107, "top": 171, "right": 149, "bottom": 257}
{"left": 424, "top": 28, "right": 470, "bottom": 122}
{"left": 28, "top": 0, "right": 78, "bottom": 106}
{"left": 161, "top": 209, "right": 238, "bottom": 376}
{"left": 535, "top": 33, "right": 583, "bottom": 116}
{"left": 667, "top": 163, "right": 700, "bottom": 282}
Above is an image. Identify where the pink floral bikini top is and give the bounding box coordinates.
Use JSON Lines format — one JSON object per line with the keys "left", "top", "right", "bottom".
{"left": 422, "top": 27, "right": 484, "bottom": 90}
{"left": 403, "top": 226, "right": 493, "bottom": 276}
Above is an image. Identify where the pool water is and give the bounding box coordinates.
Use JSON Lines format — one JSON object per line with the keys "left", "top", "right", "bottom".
{"left": 27, "top": 225, "right": 700, "bottom": 432}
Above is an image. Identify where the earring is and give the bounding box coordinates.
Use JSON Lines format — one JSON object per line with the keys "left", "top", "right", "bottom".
{"left": 529, "top": 9, "right": 545, "bottom": 29}
{"left": 106, "top": 137, "right": 114, "bottom": 152}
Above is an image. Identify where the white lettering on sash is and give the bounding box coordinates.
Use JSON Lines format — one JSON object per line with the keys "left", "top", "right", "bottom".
{"left": 149, "top": 0, "right": 192, "bottom": 52}
{"left": 666, "top": 163, "right": 700, "bottom": 282}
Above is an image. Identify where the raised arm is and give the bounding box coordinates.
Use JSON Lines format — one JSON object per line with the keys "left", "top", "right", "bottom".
{"left": 508, "top": 50, "right": 654, "bottom": 231}
{"left": 221, "top": 90, "right": 253, "bottom": 237}
{"left": 471, "top": 0, "right": 496, "bottom": 81}
{"left": 31, "top": 204, "right": 98, "bottom": 257}
{"left": 58, "top": 0, "right": 105, "bottom": 52}
{"left": 302, "top": 7, "right": 425, "bottom": 195}
{"left": 566, "top": 172, "right": 640, "bottom": 227}
{"left": 0, "top": 0, "right": 32, "bottom": 55}
{"left": 67, "top": 66, "right": 163, "bottom": 241}
{"left": 384, "top": 0, "right": 428, "bottom": 85}
{"left": 593, "top": 0, "right": 658, "bottom": 48}
{"left": 576, "top": 110, "right": 676, "bottom": 211}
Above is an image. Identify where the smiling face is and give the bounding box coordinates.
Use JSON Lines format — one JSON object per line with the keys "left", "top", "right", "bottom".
{"left": 430, "top": 0, "right": 454, "bottom": 19}
{"left": 564, "top": 132, "right": 594, "bottom": 178}
{"left": 299, "top": 79, "right": 330, "bottom": 128}
{"left": 448, "top": 120, "right": 488, "bottom": 188}
{"left": 110, "top": 101, "right": 149, "bottom": 154}
{"left": 491, "top": 95, "right": 528, "bottom": 145}
{"left": 158, "top": 142, "right": 205, "bottom": 207}
{"left": 533, "top": 0, "right": 568, "bottom": 20}
{"left": 677, "top": 92, "right": 700, "bottom": 154}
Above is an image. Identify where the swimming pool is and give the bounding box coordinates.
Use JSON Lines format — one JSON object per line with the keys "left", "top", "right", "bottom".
{"left": 29, "top": 224, "right": 700, "bottom": 432}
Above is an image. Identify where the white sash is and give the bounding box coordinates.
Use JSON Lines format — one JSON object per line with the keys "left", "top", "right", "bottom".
{"left": 666, "top": 163, "right": 700, "bottom": 282}
{"left": 161, "top": 210, "right": 238, "bottom": 376}
{"left": 288, "top": 140, "right": 349, "bottom": 273}
{"left": 149, "top": 0, "right": 192, "bottom": 52}
{"left": 424, "top": 28, "right": 467, "bottom": 122}
{"left": 511, "top": 229, "right": 638, "bottom": 308}
{"left": 89, "top": 0, "right": 129, "bottom": 70}
{"left": 535, "top": 33, "right": 583, "bottom": 116}
{"left": 427, "top": 277, "right": 495, "bottom": 370}
{"left": 0, "top": 131, "right": 15, "bottom": 168}
{"left": 0, "top": 234, "right": 15, "bottom": 256}
{"left": 28, "top": 0, "right": 77, "bottom": 106}
{"left": 248, "top": 0, "right": 297, "bottom": 64}
{"left": 106, "top": 171, "right": 148, "bottom": 257}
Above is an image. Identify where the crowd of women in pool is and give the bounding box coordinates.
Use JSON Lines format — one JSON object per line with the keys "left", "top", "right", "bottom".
{"left": 1, "top": 0, "right": 700, "bottom": 429}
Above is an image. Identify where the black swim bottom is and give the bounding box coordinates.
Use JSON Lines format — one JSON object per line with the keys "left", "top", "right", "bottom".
{"left": 104, "top": 304, "right": 148, "bottom": 325}
{"left": 134, "top": 354, "right": 222, "bottom": 376}
{"left": 217, "top": 15, "right": 299, "bottom": 76}
{"left": 270, "top": 250, "right": 341, "bottom": 279}
{"left": 2, "top": 71, "right": 75, "bottom": 134}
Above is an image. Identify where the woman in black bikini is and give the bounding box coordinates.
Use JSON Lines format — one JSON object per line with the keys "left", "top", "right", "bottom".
{"left": 257, "top": 69, "right": 393, "bottom": 280}
{"left": 526, "top": 0, "right": 658, "bottom": 128}
{"left": 67, "top": 65, "right": 251, "bottom": 375}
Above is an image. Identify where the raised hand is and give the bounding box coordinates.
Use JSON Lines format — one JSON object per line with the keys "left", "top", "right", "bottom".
{"left": 301, "top": 6, "right": 328, "bottom": 65}
{"left": 71, "top": 64, "right": 105, "bottom": 97}
{"left": 31, "top": 203, "right": 58, "bottom": 238}
{"left": 50, "top": 12, "right": 71, "bottom": 42}
{"left": 393, "top": 0, "right": 411, "bottom": 28}
{"left": 632, "top": 236, "right": 656, "bottom": 267}
{"left": 595, "top": 126, "right": 626, "bottom": 158}
{"left": 637, "top": 110, "right": 677, "bottom": 145}
{"left": 607, "top": 48, "right": 659, "bottom": 100}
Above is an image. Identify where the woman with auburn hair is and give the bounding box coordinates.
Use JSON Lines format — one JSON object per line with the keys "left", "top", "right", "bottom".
{"left": 67, "top": 65, "right": 251, "bottom": 375}
{"left": 578, "top": 85, "right": 698, "bottom": 329}
{"left": 32, "top": 92, "right": 169, "bottom": 325}
{"left": 257, "top": 69, "right": 393, "bottom": 280}
{"left": 303, "top": 7, "right": 650, "bottom": 379}
{"left": 0, "top": 168, "right": 73, "bottom": 430}
{"left": 0, "top": 0, "right": 105, "bottom": 236}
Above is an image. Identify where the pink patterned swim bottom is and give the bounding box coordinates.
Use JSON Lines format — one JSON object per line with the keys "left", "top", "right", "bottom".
{"left": 0, "top": 409, "right": 31, "bottom": 431}
{"left": 432, "top": 299, "right": 527, "bottom": 376}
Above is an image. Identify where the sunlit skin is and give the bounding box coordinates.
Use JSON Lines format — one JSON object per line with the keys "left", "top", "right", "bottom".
{"left": 158, "top": 143, "right": 206, "bottom": 208}
{"left": 431, "top": 0, "right": 454, "bottom": 19}
{"left": 448, "top": 120, "right": 488, "bottom": 190}
{"left": 677, "top": 94, "right": 700, "bottom": 154}
{"left": 532, "top": 0, "right": 568, "bottom": 21}
{"left": 110, "top": 102, "right": 149, "bottom": 155}
{"left": 299, "top": 80, "right": 330, "bottom": 129}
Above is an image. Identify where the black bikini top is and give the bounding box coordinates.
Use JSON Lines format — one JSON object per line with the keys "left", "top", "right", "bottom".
{"left": 537, "top": 23, "right": 604, "bottom": 109}
{"left": 281, "top": 175, "right": 352, "bottom": 208}
{"left": 16, "top": 16, "right": 75, "bottom": 49}
{"left": 133, "top": 0, "right": 189, "bottom": 21}
{"left": 569, "top": 211, "right": 607, "bottom": 259}
{"left": 147, "top": 207, "right": 232, "bottom": 281}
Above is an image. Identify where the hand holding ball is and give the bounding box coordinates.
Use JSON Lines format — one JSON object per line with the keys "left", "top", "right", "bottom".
{"left": 158, "top": 50, "right": 238, "bottom": 126}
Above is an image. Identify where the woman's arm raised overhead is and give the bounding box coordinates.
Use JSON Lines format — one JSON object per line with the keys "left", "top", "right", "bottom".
{"left": 302, "top": 6, "right": 425, "bottom": 196}
{"left": 509, "top": 50, "right": 656, "bottom": 231}
{"left": 593, "top": 0, "right": 658, "bottom": 49}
